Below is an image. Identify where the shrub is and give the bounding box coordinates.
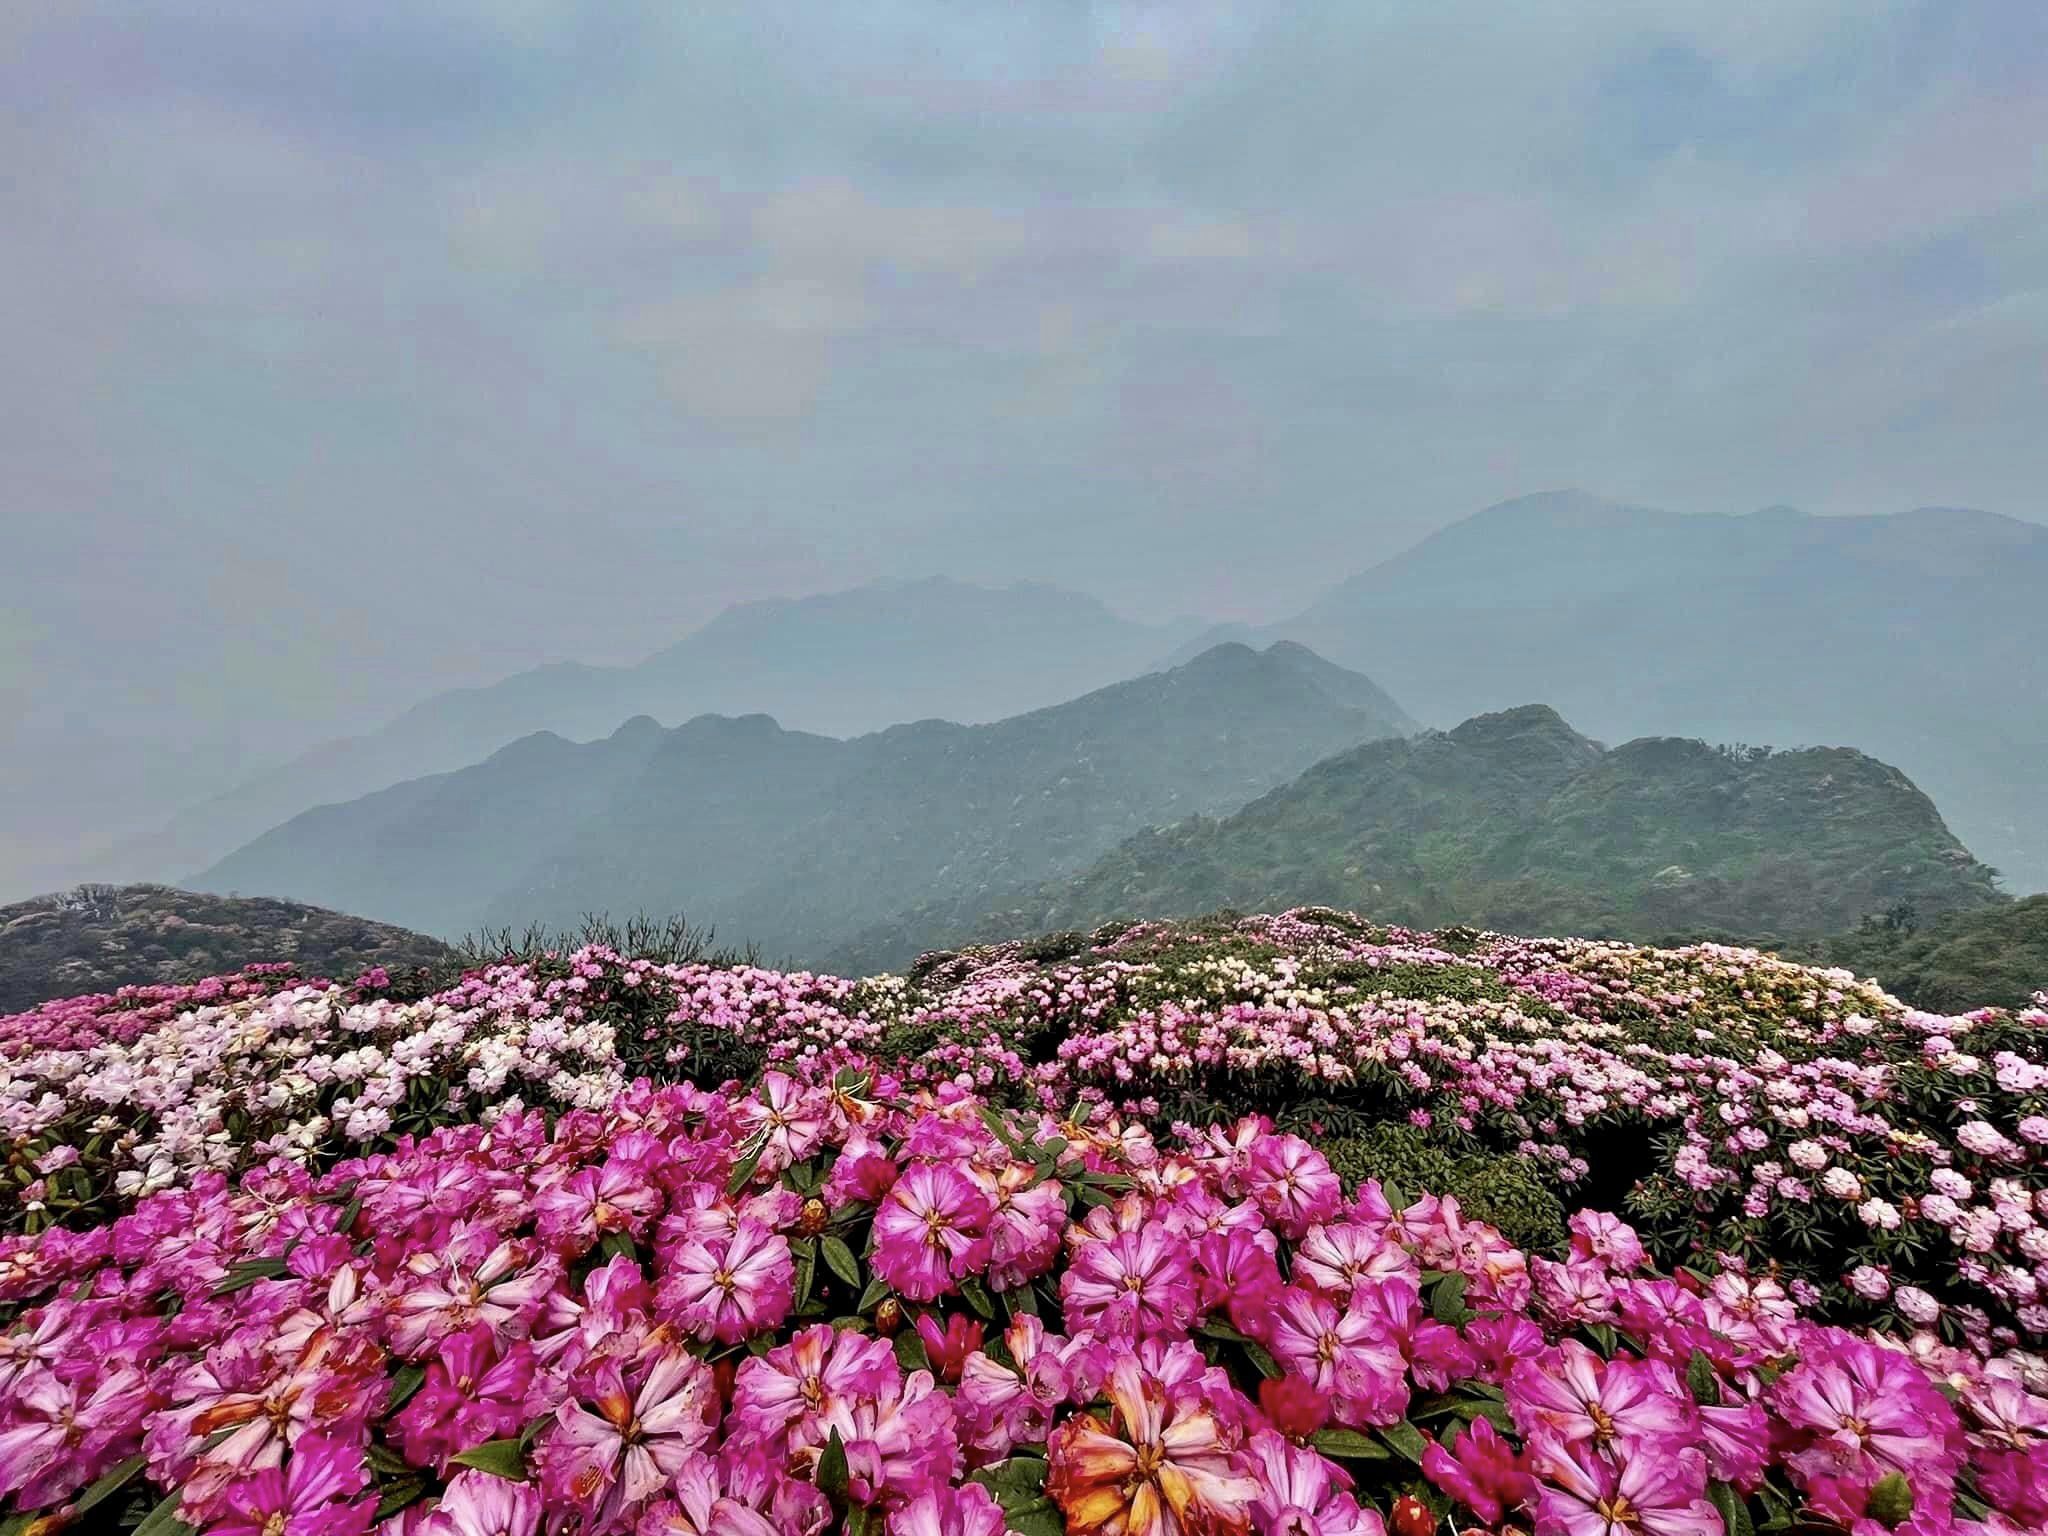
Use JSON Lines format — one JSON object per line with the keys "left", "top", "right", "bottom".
{"left": 1324, "top": 1123, "right": 1570, "bottom": 1254}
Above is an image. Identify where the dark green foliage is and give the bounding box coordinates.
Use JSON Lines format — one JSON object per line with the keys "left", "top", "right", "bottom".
{"left": 459, "top": 911, "right": 754, "bottom": 969}
{"left": 195, "top": 643, "right": 1412, "bottom": 956}
{"left": 1011, "top": 706, "right": 2006, "bottom": 948}
{"left": 1785, "top": 894, "right": 2048, "bottom": 1011}
{"left": 0, "top": 884, "right": 460, "bottom": 1013}
{"left": 1323, "top": 1124, "right": 1570, "bottom": 1254}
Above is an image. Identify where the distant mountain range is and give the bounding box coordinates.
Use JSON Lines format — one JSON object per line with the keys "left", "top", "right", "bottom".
{"left": 88, "top": 578, "right": 1205, "bottom": 888}
{"left": 834, "top": 704, "right": 2005, "bottom": 970}
{"left": 0, "top": 885, "right": 457, "bottom": 1014}
{"left": 1185, "top": 491, "right": 2048, "bottom": 893}
{"left": 191, "top": 642, "right": 1413, "bottom": 951}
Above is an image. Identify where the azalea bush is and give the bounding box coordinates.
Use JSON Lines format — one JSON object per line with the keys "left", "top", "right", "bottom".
{"left": 5, "top": 911, "right": 2048, "bottom": 1351}
{"left": 1, "top": 1069, "right": 2045, "bottom": 1536}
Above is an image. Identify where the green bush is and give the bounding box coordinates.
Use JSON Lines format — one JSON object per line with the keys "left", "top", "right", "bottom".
{"left": 1324, "top": 1123, "right": 1569, "bottom": 1254}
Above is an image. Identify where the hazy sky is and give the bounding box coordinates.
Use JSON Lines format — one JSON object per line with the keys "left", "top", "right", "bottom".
{"left": 5, "top": 0, "right": 2045, "bottom": 772}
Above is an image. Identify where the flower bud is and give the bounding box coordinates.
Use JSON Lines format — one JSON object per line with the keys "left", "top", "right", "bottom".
{"left": 799, "top": 1198, "right": 828, "bottom": 1235}
{"left": 1865, "top": 1471, "right": 1914, "bottom": 1528}
{"left": 1390, "top": 1494, "right": 1436, "bottom": 1536}
{"left": 873, "top": 1297, "right": 903, "bottom": 1336}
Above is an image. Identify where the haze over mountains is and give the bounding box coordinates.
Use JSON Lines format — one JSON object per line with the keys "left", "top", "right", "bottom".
{"left": 81, "top": 579, "right": 1203, "bottom": 890}
{"left": 848, "top": 703, "right": 2003, "bottom": 971}
{"left": 192, "top": 641, "right": 1412, "bottom": 952}
{"left": 1193, "top": 491, "right": 2048, "bottom": 893}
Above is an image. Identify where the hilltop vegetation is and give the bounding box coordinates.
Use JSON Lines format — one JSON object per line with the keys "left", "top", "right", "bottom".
{"left": 841, "top": 704, "right": 2005, "bottom": 969}
{"left": 1213, "top": 492, "right": 2048, "bottom": 893}
{"left": 192, "top": 643, "right": 1411, "bottom": 949}
{"left": 1788, "top": 893, "right": 2048, "bottom": 1012}
{"left": 0, "top": 883, "right": 457, "bottom": 1012}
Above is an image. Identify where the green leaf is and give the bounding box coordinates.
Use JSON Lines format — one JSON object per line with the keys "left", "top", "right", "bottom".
{"left": 518, "top": 1413, "right": 551, "bottom": 1450}
{"left": 598, "top": 1231, "right": 636, "bottom": 1262}
{"left": 967, "top": 1457, "right": 1050, "bottom": 1498}
{"left": 449, "top": 1439, "right": 527, "bottom": 1480}
{"left": 388, "top": 1362, "right": 428, "bottom": 1411}
{"left": 793, "top": 1250, "right": 817, "bottom": 1315}
{"left": 1585, "top": 1322, "right": 1618, "bottom": 1357}
{"left": 847, "top": 1506, "right": 875, "bottom": 1536}
{"left": 1242, "top": 1340, "right": 1282, "bottom": 1380}
{"left": 1687, "top": 1349, "right": 1722, "bottom": 1407}
{"left": 210, "top": 1257, "right": 290, "bottom": 1297}
{"left": 968, "top": 1459, "right": 1060, "bottom": 1536}
{"left": 1196, "top": 1319, "right": 1252, "bottom": 1343}
{"left": 74, "top": 1453, "right": 146, "bottom": 1517}
{"left": 1004, "top": 1283, "right": 1039, "bottom": 1318}
{"left": 959, "top": 1276, "right": 996, "bottom": 1320}
{"left": 0, "top": 1514, "right": 32, "bottom": 1536}
{"left": 1310, "top": 1429, "right": 1392, "bottom": 1461}
{"left": 133, "top": 1488, "right": 196, "bottom": 1536}
{"left": 1430, "top": 1271, "right": 1471, "bottom": 1326}
{"left": 1378, "top": 1421, "right": 1431, "bottom": 1465}
{"left": 821, "top": 1235, "right": 862, "bottom": 1288}
{"left": 858, "top": 1276, "right": 891, "bottom": 1312}
{"left": 817, "top": 1428, "right": 850, "bottom": 1504}
{"left": 374, "top": 1477, "right": 429, "bottom": 1522}
{"left": 894, "top": 1330, "right": 931, "bottom": 1373}
{"left": 726, "top": 1139, "right": 766, "bottom": 1197}
{"left": 1709, "top": 1480, "right": 1755, "bottom": 1536}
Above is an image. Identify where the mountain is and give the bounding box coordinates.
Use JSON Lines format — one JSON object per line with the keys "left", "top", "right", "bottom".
{"left": 1235, "top": 492, "right": 2048, "bottom": 893}
{"left": 0, "top": 884, "right": 458, "bottom": 1014}
{"left": 190, "top": 643, "right": 1414, "bottom": 953}
{"left": 867, "top": 705, "right": 2005, "bottom": 960}
{"left": 89, "top": 578, "right": 1205, "bottom": 889}
{"left": 1785, "top": 895, "right": 2048, "bottom": 1014}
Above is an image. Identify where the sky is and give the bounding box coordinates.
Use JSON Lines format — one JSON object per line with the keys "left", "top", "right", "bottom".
{"left": 3, "top": 0, "right": 2046, "bottom": 880}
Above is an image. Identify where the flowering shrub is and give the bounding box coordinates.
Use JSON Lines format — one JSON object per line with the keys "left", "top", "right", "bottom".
{"left": 5, "top": 911, "right": 2047, "bottom": 1352}
{"left": 2, "top": 1070, "right": 2045, "bottom": 1536}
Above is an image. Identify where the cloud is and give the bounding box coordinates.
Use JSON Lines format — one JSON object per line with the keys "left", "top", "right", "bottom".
{"left": 2, "top": 0, "right": 2043, "bottom": 890}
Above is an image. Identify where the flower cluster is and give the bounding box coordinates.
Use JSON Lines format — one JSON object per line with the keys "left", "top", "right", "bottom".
{"left": 6, "top": 911, "right": 2047, "bottom": 1350}
{"left": 2, "top": 1072, "right": 2044, "bottom": 1536}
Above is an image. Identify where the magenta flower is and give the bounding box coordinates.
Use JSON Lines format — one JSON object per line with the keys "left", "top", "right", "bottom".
{"left": 731, "top": 1324, "right": 899, "bottom": 1448}
{"left": 533, "top": 1155, "right": 664, "bottom": 1255}
{"left": 957, "top": 1316, "right": 1074, "bottom": 1462}
{"left": 887, "top": 1481, "right": 1009, "bottom": 1536}
{"left": 391, "top": 1326, "right": 534, "bottom": 1472}
{"left": 870, "top": 1164, "right": 993, "bottom": 1302}
{"left": 733, "top": 1072, "right": 827, "bottom": 1174}
{"left": 985, "top": 1166, "right": 1066, "bottom": 1290}
{"left": 657, "top": 1218, "right": 794, "bottom": 1343}
{"left": 1508, "top": 1342, "right": 1694, "bottom": 1453}
{"left": 0, "top": 1361, "right": 148, "bottom": 1511}
{"left": 1421, "top": 1415, "right": 1536, "bottom": 1525}
{"left": 420, "top": 1469, "right": 541, "bottom": 1536}
{"left": 1245, "top": 1136, "right": 1341, "bottom": 1239}
{"left": 1529, "top": 1438, "right": 1719, "bottom": 1536}
{"left": 913, "top": 1312, "right": 986, "bottom": 1385}
{"left": 206, "top": 1433, "right": 372, "bottom": 1536}
{"left": 1770, "top": 1326, "right": 1967, "bottom": 1516}
{"left": 1262, "top": 1286, "right": 1408, "bottom": 1431}
{"left": 535, "top": 1347, "right": 717, "bottom": 1529}
{"left": 1245, "top": 1428, "right": 1384, "bottom": 1536}
{"left": 807, "top": 1368, "right": 962, "bottom": 1508}
{"left": 636, "top": 1449, "right": 830, "bottom": 1536}
{"left": 1061, "top": 1225, "right": 1198, "bottom": 1338}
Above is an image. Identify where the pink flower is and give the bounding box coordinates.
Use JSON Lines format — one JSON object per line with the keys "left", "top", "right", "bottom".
{"left": 536, "top": 1347, "right": 717, "bottom": 1529}
{"left": 657, "top": 1218, "right": 794, "bottom": 1343}
{"left": 1256, "top": 1376, "right": 1333, "bottom": 1441}
{"left": 985, "top": 1167, "right": 1066, "bottom": 1290}
{"left": 533, "top": 1156, "right": 665, "bottom": 1256}
{"left": 421, "top": 1470, "right": 541, "bottom": 1536}
{"left": 1061, "top": 1225, "right": 1198, "bottom": 1338}
{"left": 0, "top": 1362, "right": 148, "bottom": 1511}
{"left": 914, "top": 1312, "right": 985, "bottom": 1385}
{"left": 957, "top": 1317, "right": 1074, "bottom": 1463}
{"left": 1770, "top": 1326, "right": 1967, "bottom": 1516}
{"left": 1508, "top": 1342, "right": 1694, "bottom": 1453}
{"left": 887, "top": 1482, "right": 1009, "bottom": 1536}
{"left": 1263, "top": 1287, "right": 1408, "bottom": 1431}
{"left": 1529, "top": 1438, "right": 1719, "bottom": 1536}
{"left": 1421, "top": 1415, "right": 1536, "bottom": 1526}
{"left": 207, "top": 1434, "right": 372, "bottom": 1536}
{"left": 732, "top": 1324, "right": 899, "bottom": 1448}
{"left": 1245, "top": 1137, "right": 1341, "bottom": 1239}
{"left": 734, "top": 1072, "right": 826, "bottom": 1174}
{"left": 1569, "top": 1211, "right": 1647, "bottom": 1273}
{"left": 392, "top": 1327, "right": 534, "bottom": 1472}
{"left": 1246, "top": 1429, "right": 1384, "bottom": 1536}
{"left": 871, "top": 1164, "right": 993, "bottom": 1302}
{"left": 636, "top": 1448, "right": 830, "bottom": 1536}
{"left": 807, "top": 1368, "right": 961, "bottom": 1508}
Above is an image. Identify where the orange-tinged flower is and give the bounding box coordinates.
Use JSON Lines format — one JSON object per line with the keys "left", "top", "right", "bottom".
{"left": 1047, "top": 1360, "right": 1258, "bottom": 1536}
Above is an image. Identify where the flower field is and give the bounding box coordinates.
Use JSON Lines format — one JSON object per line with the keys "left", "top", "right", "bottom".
{"left": 2, "top": 910, "right": 2046, "bottom": 1535}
